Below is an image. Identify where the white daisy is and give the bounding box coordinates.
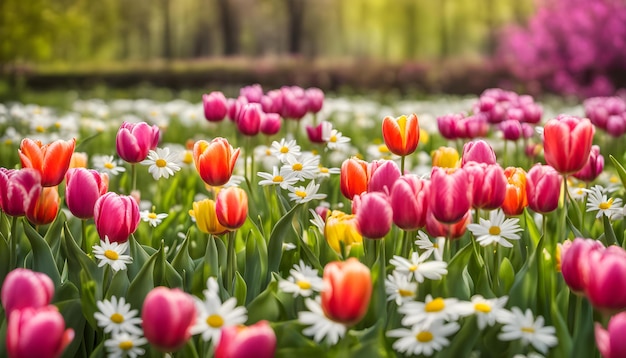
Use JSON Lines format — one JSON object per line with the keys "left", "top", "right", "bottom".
{"left": 323, "top": 129, "right": 351, "bottom": 150}
{"left": 190, "top": 290, "right": 248, "bottom": 344}
{"left": 104, "top": 332, "right": 148, "bottom": 358}
{"left": 467, "top": 209, "right": 523, "bottom": 248}
{"left": 389, "top": 252, "right": 448, "bottom": 283}
{"left": 387, "top": 319, "right": 460, "bottom": 357}
{"left": 270, "top": 138, "right": 301, "bottom": 163}
{"left": 254, "top": 145, "right": 280, "bottom": 171}
{"left": 498, "top": 307, "right": 558, "bottom": 354}
{"left": 278, "top": 260, "right": 324, "bottom": 297}
{"left": 257, "top": 166, "right": 300, "bottom": 189}
{"left": 141, "top": 147, "right": 182, "bottom": 180}
{"left": 415, "top": 231, "right": 446, "bottom": 261}
{"left": 464, "top": 295, "right": 510, "bottom": 330}
{"left": 287, "top": 181, "right": 327, "bottom": 204}
{"left": 309, "top": 208, "right": 326, "bottom": 233}
{"left": 92, "top": 155, "right": 126, "bottom": 176}
{"left": 298, "top": 297, "right": 347, "bottom": 345}
{"left": 567, "top": 180, "right": 588, "bottom": 201}
{"left": 316, "top": 165, "right": 341, "bottom": 179}
{"left": 398, "top": 295, "right": 472, "bottom": 329}
{"left": 584, "top": 185, "right": 623, "bottom": 219}
{"left": 385, "top": 271, "right": 418, "bottom": 306}
{"left": 94, "top": 296, "right": 143, "bottom": 336}
{"left": 92, "top": 237, "right": 133, "bottom": 272}
{"left": 281, "top": 154, "right": 320, "bottom": 181}
{"left": 140, "top": 210, "right": 168, "bottom": 227}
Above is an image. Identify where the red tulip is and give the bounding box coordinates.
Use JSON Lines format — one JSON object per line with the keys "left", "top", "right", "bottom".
{"left": 1, "top": 268, "right": 55, "bottom": 317}
{"left": 340, "top": 157, "right": 369, "bottom": 200}
{"left": 216, "top": 187, "right": 248, "bottom": 230}
{"left": 93, "top": 192, "right": 140, "bottom": 243}
{"left": 321, "top": 258, "right": 372, "bottom": 325}
{"left": 19, "top": 138, "right": 75, "bottom": 187}
{"left": 115, "top": 121, "right": 160, "bottom": 163}
{"left": 214, "top": 320, "right": 276, "bottom": 358}
{"left": 381, "top": 114, "right": 420, "bottom": 156}
{"left": 429, "top": 167, "right": 471, "bottom": 224}
{"left": 543, "top": 115, "right": 595, "bottom": 174}
{"left": 65, "top": 168, "right": 108, "bottom": 219}
{"left": 464, "top": 162, "right": 507, "bottom": 210}
{"left": 26, "top": 186, "right": 59, "bottom": 226}
{"left": 193, "top": 138, "right": 240, "bottom": 187}
{"left": 390, "top": 175, "right": 430, "bottom": 231}
{"left": 526, "top": 163, "right": 562, "bottom": 214}
{"left": 7, "top": 306, "right": 74, "bottom": 358}
{"left": 0, "top": 168, "right": 42, "bottom": 217}
{"left": 142, "top": 287, "right": 196, "bottom": 352}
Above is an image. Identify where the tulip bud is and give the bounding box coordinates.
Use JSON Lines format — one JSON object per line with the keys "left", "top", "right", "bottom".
{"left": 390, "top": 175, "right": 429, "bottom": 231}
{"left": 585, "top": 246, "right": 626, "bottom": 312}
{"left": 2, "top": 268, "right": 55, "bottom": 317}
{"left": 65, "top": 168, "right": 109, "bottom": 219}
{"left": 7, "top": 306, "right": 74, "bottom": 358}
{"left": 191, "top": 199, "right": 229, "bottom": 235}
{"left": 26, "top": 186, "right": 59, "bottom": 226}
{"left": 93, "top": 192, "right": 140, "bottom": 243}
{"left": 0, "top": 168, "right": 42, "bottom": 217}
{"left": 572, "top": 145, "right": 604, "bottom": 182}
{"left": 324, "top": 210, "right": 362, "bottom": 254}
{"left": 240, "top": 84, "right": 264, "bottom": 103}
{"left": 381, "top": 114, "right": 420, "bottom": 156}
{"left": 215, "top": 320, "right": 277, "bottom": 358}
{"left": 340, "top": 157, "right": 369, "bottom": 200}
{"left": 19, "top": 138, "right": 76, "bottom": 187}
{"left": 142, "top": 287, "right": 196, "bottom": 352}
{"left": 115, "top": 122, "right": 160, "bottom": 164}
{"left": 429, "top": 167, "right": 471, "bottom": 224}
{"left": 203, "top": 91, "right": 228, "bottom": 122}
{"left": 193, "top": 138, "right": 240, "bottom": 187}
{"left": 69, "top": 152, "right": 88, "bottom": 168}
{"left": 237, "top": 103, "right": 263, "bottom": 136}
{"left": 499, "top": 119, "right": 523, "bottom": 141}
{"left": 260, "top": 113, "right": 281, "bottom": 135}
{"left": 353, "top": 192, "right": 393, "bottom": 239}
{"left": 321, "top": 258, "right": 372, "bottom": 325}
{"left": 464, "top": 162, "right": 507, "bottom": 210}
{"left": 560, "top": 238, "right": 604, "bottom": 294}
{"left": 461, "top": 140, "right": 496, "bottom": 167}
{"left": 367, "top": 160, "right": 401, "bottom": 194}
{"left": 502, "top": 167, "right": 528, "bottom": 216}
{"left": 525, "top": 163, "right": 562, "bottom": 214}
{"left": 305, "top": 87, "right": 324, "bottom": 113}
{"left": 216, "top": 187, "right": 248, "bottom": 230}
{"left": 431, "top": 146, "right": 459, "bottom": 169}
{"left": 543, "top": 115, "right": 595, "bottom": 174}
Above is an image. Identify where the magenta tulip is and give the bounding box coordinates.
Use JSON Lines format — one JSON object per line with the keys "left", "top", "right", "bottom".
{"left": 236, "top": 103, "right": 263, "bottom": 136}
{"left": 353, "top": 192, "right": 393, "bottom": 239}
{"left": 203, "top": 91, "right": 228, "bottom": 122}
{"left": 595, "top": 311, "right": 626, "bottom": 358}
{"left": 115, "top": 121, "right": 160, "bottom": 163}
{"left": 429, "top": 167, "right": 471, "bottom": 224}
{"left": 525, "top": 163, "right": 562, "bottom": 214}
{"left": 560, "top": 238, "right": 604, "bottom": 294}
{"left": 7, "top": 306, "right": 74, "bottom": 358}
{"left": 2, "top": 268, "right": 55, "bottom": 317}
{"left": 215, "top": 320, "right": 277, "bottom": 358}
{"left": 573, "top": 145, "right": 604, "bottom": 182}
{"left": 367, "top": 160, "right": 401, "bottom": 194}
{"left": 142, "top": 287, "right": 196, "bottom": 352}
{"left": 305, "top": 87, "right": 324, "bottom": 113}
{"left": 260, "top": 113, "right": 281, "bottom": 135}
{"left": 93, "top": 192, "right": 140, "bottom": 243}
{"left": 0, "top": 168, "right": 42, "bottom": 217}
{"left": 585, "top": 246, "right": 626, "bottom": 312}
{"left": 390, "top": 175, "right": 430, "bottom": 231}
{"left": 464, "top": 162, "right": 507, "bottom": 210}
{"left": 461, "top": 140, "right": 497, "bottom": 167}
{"left": 65, "top": 168, "right": 108, "bottom": 219}
{"left": 239, "top": 84, "right": 264, "bottom": 103}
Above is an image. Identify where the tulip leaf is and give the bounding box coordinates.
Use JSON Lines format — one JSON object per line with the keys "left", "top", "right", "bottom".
{"left": 244, "top": 231, "right": 262, "bottom": 303}
{"left": 609, "top": 154, "right": 626, "bottom": 189}
{"left": 551, "top": 300, "right": 573, "bottom": 358}
{"left": 57, "top": 296, "right": 87, "bottom": 358}
{"left": 87, "top": 342, "right": 105, "bottom": 358}
{"left": 267, "top": 204, "right": 300, "bottom": 284}
{"left": 0, "top": 212, "right": 9, "bottom": 246}
{"left": 572, "top": 296, "right": 595, "bottom": 358}
{"left": 44, "top": 211, "right": 67, "bottom": 274}
{"left": 22, "top": 220, "right": 62, "bottom": 286}
{"left": 171, "top": 230, "right": 195, "bottom": 291}
{"left": 567, "top": 216, "right": 584, "bottom": 240}
{"left": 347, "top": 321, "right": 389, "bottom": 358}
{"left": 192, "top": 234, "right": 220, "bottom": 296}
{"left": 63, "top": 223, "right": 103, "bottom": 293}
{"left": 246, "top": 276, "right": 282, "bottom": 324}
{"left": 126, "top": 245, "right": 161, "bottom": 311}
{"left": 127, "top": 234, "right": 151, "bottom": 281}
{"left": 79, "top": 271, "right": 99, "bottom": 329}
{"left": 438, "top": 316, "right": 480, "bottom": 358}
{"left": 446, "top": 242, "right": 474, "bottom": 299}
{"left": 508, "top": 237, "right": 543, "bottom": 312}
{"left": 273, "top": 321, "right": 325, "bottom": 357}
{"left": 234, "top": 271, "right": 247, "bottom": 306}
{"left": 602, "top": 214, "right": 617, "bottom": 246}
{"left": 498, "top": 257, "right": 515, "bottom": 293}
{"left": 0, "top": 230, "right": 9, "bottom": 289}
{"left": 106, "top": 269, "right": 130, "bottom": 299}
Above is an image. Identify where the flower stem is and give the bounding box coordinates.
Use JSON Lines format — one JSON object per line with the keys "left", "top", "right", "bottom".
{"left": 131, "top": 163, "right": 137, "bottom": 193}
{"left": 81, "top": 218, "right": 89, "bottom": 253}
{"left": 9, "top": 215, "right": 18, "bottom": 269}
{"left": 225, "top": 230, "right": 237, "bottom": 294}
{"left": 400, "top": 155, "right": 405, "bottom": 174}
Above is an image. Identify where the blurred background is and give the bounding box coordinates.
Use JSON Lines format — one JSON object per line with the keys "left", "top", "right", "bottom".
{"left": 1, "top": 0, "right": 626, "bottom": 100}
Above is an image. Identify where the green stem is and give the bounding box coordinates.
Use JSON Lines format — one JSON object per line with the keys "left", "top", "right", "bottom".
{"left": 400, "top": 155, "right": 405, "bottom": 174}
{"left": 10, "top": 215, "right": 18, "bottom": 269}
{"left": 377, "top": 238, "right": 387, "bottom": 325}
{"left": 225, "top": 230, "right": 237, "bottom": 294}
{"left": 81, "top": 218, "right": 89, "bottom": 253}
{"left": 400, "top": 230, "right": 412, "bottom": 258}
{"left": 131, "top": 163, "right": 137, "bottom": 193}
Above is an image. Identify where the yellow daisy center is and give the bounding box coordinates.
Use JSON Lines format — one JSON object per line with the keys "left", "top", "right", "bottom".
{"left": 489, "top": 226, "right": 501, "bottom": 235}
{"left": 378, "top": 144, "right": 389, "bottom": 153}
{"left": 610, "top": 175, "right": 619, "bottom": 184}
{"left": 408, "top": 265, "right": 418, "bottom": 272}
{"left": 156, "top": 159, "right": 167, "bottom": 168}
{"left": 319, "top": 167, "right": 329, "bottom": 174}
{"left": 265, "top": 149, "right": 272, "bottom": 156}
{"left": 119, "top": 340, "right": 134, "bottom": 350}
{"left": 330, "top": 135, "right": 337, "bottom": 143}
{"left": 292, "top": 163, "right": 303, "bottom": 171}
{"left": 148, "top": 212, "right": 157, "bottom": 219}
{"left": 183, "top": 151, "right": 194, "bottom": 165}
{"left": 521, "top": 326, "right": 535, "bottom": 334}
{"left": 424, "top": 298, "right": 445, "bottom": 312}
{"left": 207, "top": 314, "right": 224, "bottom": 328}
{"left": 295, "top": 190, "right": 307, "bottom": 198}
{"left": 398, "top": 289, "right": 414, "bottom": 297}
{"left": 280, "top": 146, "right": 289, "bottom": 154}
{"left": 110, "top": 313, "right": 124, "bottom": 324}
{"left": 474, "top": 303, "right": 492, "bottom": 313}
{"left": 36, "top": 125, "right": 45, "bottom": 133}
{"left": 273, "top": 176, "right": 284, "bottom": 183}
{"left": 297, "top": 280, "right": 312, "bottom": 290}
{"left": 416, "top": 331, "right": 434, "bottom": 343}
{"left": 104, "top": 250, "right": 119, "bottom": 260}
{"left": 599, "top": 198, "right": 614, "bottom": 210}
{"left": 105, "top": 162, "right": 115, "bottom": 169}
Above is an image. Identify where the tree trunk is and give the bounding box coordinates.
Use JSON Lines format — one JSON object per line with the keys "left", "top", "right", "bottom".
{"left": 217, "top": 0, "right": 239, "bottom": 55}
{"left": 162, "top": 0, "right": 173, "bottom": 60}
{"left": 287, "top": 0, "right": 305, "bottom": 55}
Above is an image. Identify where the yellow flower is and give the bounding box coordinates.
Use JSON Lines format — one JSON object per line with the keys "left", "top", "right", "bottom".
{"left": 431, "top": 146, "right": 459, "bottom": 169}
{"left": 190, "top": 199, "right": 229, "bottom": 235}
{"left": 324, "top": 210, "right": 362, "bottom": 255}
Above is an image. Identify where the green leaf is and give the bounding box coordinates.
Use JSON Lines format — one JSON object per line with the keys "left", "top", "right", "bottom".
{"left": 0, "top": 230, "right": 10, "bottom": 289}
{"left": 57, "top": 297, "right": 87, "bottom": 358}
{"left": 126, "top": 245, "right": 161, "bottom": 311}
{"left": 43, "top": 210, "right": 66, "bottom": 272}
{"left": 602, "top": 214, "right": 617, "bottom": 246}
{"left": 106, "top": 269, "right": 130, "bottom": 299}
{"left": 171, "top": 231, "right": 195, "bottom": 291}
{"left": 610, "top": 154, "right": 626, "bottom": 189}
{"left": 23, "top": 220, "right": 61, "bottom": 286}
{"left": 438, "top": 316, "right": 481, "bottom": 358}
{"left": 498, "top": 257, "right": 515, "bottom": 293}
{"left": 446, "top": 242, "right": 474, "bottom": 299}
{"left": 508, "top": 237, "right": 543, "bottom": 311}
{"left": 551, "top": 301, "right": 573, "bottom": 358}
{"left": 234, "top": 271, "right": 247, "bottom": 306}
{"left": 267, "top": 204, "right": 300, "bottom": 284}
{"left": 127, "top": 234, "right": 151, "bottom": 281}
{"left": 246, "top": 277, "right": 282, "bottom": 324}
{"left": 63, "top": 223, "right": 102, "bottom": 293}
{"left": 79, "top": 272, "right": 98, "bottom": 329}
{"left": 244, "top": 231, "right": 262, "bottom": 304}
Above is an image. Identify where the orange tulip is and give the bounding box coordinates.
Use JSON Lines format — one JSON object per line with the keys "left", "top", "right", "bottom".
{"left": 19, "top": 138, "right": 76, "bottom": 187}
{"left": 502, "top": 167, "right": 528, "bottom": 216}
{"left": 190, "top": 199, "right": 229, "bottom": 235}
{"left": 26, "top": 186, "right": 60, "bottom": 226}
{"left": 381, "top": 113, "right": 419, "bottom": 156}
{"left": 340, "top": 157, "right": 369, "bottom": 200}
{"left": 321, "top": 258, "right": 372, "bottom": 325}
{"left": 193, "top": 138, "right": 240, "bottom": 187}
{"left": 216, "top": 187, "right": 248, "bottom": 230}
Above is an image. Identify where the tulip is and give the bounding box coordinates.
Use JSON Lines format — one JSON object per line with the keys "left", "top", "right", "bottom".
{"left": 305, "top": 87, "right": 324, "bottom": 113}
{"left": 0, "top": 168, "right": 42, "bottom": 217}
{"left": 425, "top": 209, "right": 471, "bottom": 240}
{"left": 260, "top": 113, "right": 281, "bottom": 135}
{"left": 7, "top": 306, "right": 74, "bottom": 358}
{"left": 525, "top": 164, "right": 562, "bottom": 214}
{"left": 585, "top": 246, "right": 626, "bottom": 312}
{"left": 281, "top": 88, "right": 308, "bottom": 120}
{"left": 390, "top": 175, "right": 430, "bottom": 230}
{"left": 573, "top": 145, "right": 604, "bottom": 182}
{"left": 324, "top": 210, "right": 362, "bottom": 254}
{"left": 191, "top": 199, "right": 229, "bottom": 235}
{"left": 26, "top": 186, "right": 59, "bottom": 226}
{"left": 240, "top": 84, "right": 264, "bottom": 103}
{"left": 236, "top": 103, "right": 263, "bottom": 136}
{"left": 93, "top": 192, "right": 140, "bottom": 243}
{"left": 142, "top": 287, "right": 196, "bottom": 352}
{"left": 464, "top": 162, "right": 507, "bottom": 210}
{"left": 203, "top": 91, "right": 229, "bottom": 122}
{"left": 461, "top": 140, "right": 496, "bottom": 167}
{"left": 560, "top": 238, "right": 604, "bottom": 294}
{"left": 543, "top": 115, "right": 595, "bottom": 174}
{"left": 429, "top": 167, "right": 471, "bottom": 224}
{"left": 19, "top": 138, "right": 76, "bottom": 187}
{"left": 193, "top": 138, "right": 240, "bottom": 187}
{"left": 499, "top": 119, "right": 523, "bottom": 141}
{"left": 228, "top": 96, "right": 248, "bottom": 121}
{"left": 2, "top": 268, "right": 55, "bottom": 317}
{"left": 381, "top": 114, "right": 419, "bottom": 156}
{"left": 115, "top": 121, "right": 160, "bottom": 163}
{"left": 215, "top": 320, "right": 277, "bottom": 358}
{"left": 261, "top": 89, "right": 284, "bottom": 114}
{"left": 340, "top": 157, "right": 369, "bottom": 200}
{"left": 595, "top": 311, "right": 626, "bottom": 358}
{"left": 216, "top": 187, "right": 248, "bottom": 230}
{"left": 502, "top": 167, "right": 528, "bottom": 216}
{"left": 353, "top": 192, "right": 393, "bottom": 239}
{"left": 367, "top": 160, "right": 401, "bottom": 194}
{"left": 321, "top": 258, "right": 372, "bottom": 325}
{"left": 437, "top": 113, "right": 462, "bottom": 140}
{"left": 306, "top": 121, "right": 333, "bottom": 144}
{"left": 65, "top": 168, "right": 109, "bottom": 219}
{"left": 431, "top": 146, "right": 459, "bottom": 169}
{"left": 69, "top": 152, "right": 88, "bottom": 168}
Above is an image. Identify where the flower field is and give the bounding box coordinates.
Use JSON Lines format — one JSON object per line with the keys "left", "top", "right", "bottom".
{"left": 2, "top": 86, "right": 626, "bottom": 357}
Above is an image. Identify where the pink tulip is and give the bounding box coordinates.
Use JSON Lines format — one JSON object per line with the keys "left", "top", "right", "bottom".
{"left": 260, "top": 113, "right": 281, "bottom": 135}
{"left": 0, "top": 168, "right": 42, "bottom": 217}
{"left": 115, "top": 121, "right": 160, "bottom": 163}
{"left": 390, "top": 175, "right": 429, "bottom": 231}
{"left": 305, "top": 87, "right": 324, "bottom": 113}
{"left": 573, "top": 145, "right": 604, "bottom": 182}
{"left": 261, "top": 89, "right": 283, "bottom": 114}
{"left": 461, "top": 140, "right": 497, "bottom": 167}
{"left": 214, "top": 321, "right": 277, "bottom": 358}
{"left": 7, "top": 306, "right": 74, "bottom": 358}
{"left": 2, "top": 268, "right": 55, "bottom": 317}
{"left": 142, "top": 287, "right": 196, "bottom": 352}
{"left": 560, "top": 238, "right": 604, "bottom": 294}
{"left": 464, "top": 162, "right": 507, "bottom": 210}
{"left": 306, "top": 121, "right": 332, "bottom": 144}
{"left": 353, "top": 192, "right": 393, "bottom": 239}
{"left": 203, "top": 91, "right": 228, "bottom": 122}
{"left": 543, "top": 115, "right": 595, "bottom": 174}
{"left": 236, "top": 103, "right": 263, "bottom": 136}
{"left": 367, "top": 160, "right": 401, "bottom": 194}
{"left": 585, "top": 246, "right": 626, "bottom": 312}
{"left": 227, "top": 96, "right": 248, "bottom": 121}
{"left": 425, "top": 209, "right": 471, "bottom": 240}
{"left": 429, "top": 167, "right": 471, "bottom": 224}
{"left": 525, "top": 163, "right": 562, "bottom": 214}
{"left": 595, "top": 311, "right": 626, "bottom": 358}
{"left": 239, "top": 84, "right": 264, "bottom": 103}
{"left": 93, "top": 192, "right": 140, "bottom": 243}
{"left": 65, "top": 168, "right": 108, "bottom": 219}
{"left": 499, "top": 119, "right": 523, "bottom": 141}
